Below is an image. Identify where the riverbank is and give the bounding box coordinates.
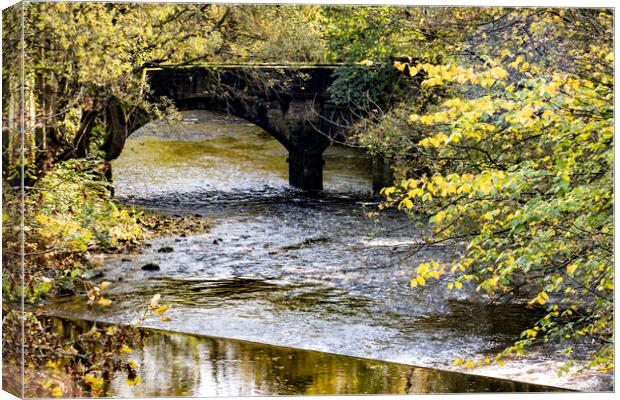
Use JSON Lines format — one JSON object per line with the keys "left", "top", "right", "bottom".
{"left": 1, "top": 160, "right": 212, "bottom": 397}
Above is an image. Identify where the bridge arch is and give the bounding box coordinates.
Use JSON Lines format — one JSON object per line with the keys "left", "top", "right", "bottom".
{"left": 171, "top": 97, "right": 294, "bottom": 153}
{"left": 145, "top": 65, "right": 347, "bottom": 191}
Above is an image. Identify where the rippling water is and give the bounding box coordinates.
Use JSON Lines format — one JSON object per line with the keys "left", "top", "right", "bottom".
{"left": 45, "top": 111, "right": 611, "bottom": 392}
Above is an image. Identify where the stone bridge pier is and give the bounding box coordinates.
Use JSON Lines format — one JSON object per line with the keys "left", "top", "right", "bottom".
{"left": 146, "top": 65, "right": 356, "bottom": 191}
{"left": 287, "top": 150, "right": 324, "bottom": 192}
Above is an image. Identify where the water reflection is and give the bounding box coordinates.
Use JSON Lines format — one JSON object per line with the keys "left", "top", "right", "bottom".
{"left": 125, "top": 332, "right": 558, "bottom": 396}
{"left": 49, "top": 318, "right": 563, "bottom": 396}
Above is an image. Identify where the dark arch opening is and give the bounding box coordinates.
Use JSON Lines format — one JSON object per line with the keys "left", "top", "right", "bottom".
{"left": 171, "top": 98, "right": 294, "bottom": 153}
{"left": 114, "top": 109, "right": 293, "bottom": 199}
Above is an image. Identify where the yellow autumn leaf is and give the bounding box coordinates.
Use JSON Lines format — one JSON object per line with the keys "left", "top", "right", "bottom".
{"left": 394, "top": 61, "right": 406, "bottom": 72}
{"left": 400, "top": 198, "right": 414, "bottom": 209}
{"left": 120, "top": 345, "right": 132, "bottom": 353}
{"left": 408, "top": 188, "right": 423, "bottom": 198}
{"left": 84, "top": 375, "right": 104, "bottom": 389}
{"left": 416, "top": 276, "right": 426, "bottom": 286}
{"left": 155, "top": 305, "right": 169, "bottom": 315}
{"left": 452, "top": 358, "right": 464, "bottom": 366}
{"left": 382, "top": 187, "right": 396, "bottom": 196}
{"left": 51, "top": 386, "right": 63, "bottom": 397}
{"left": 126, "top": 376, "right": 143, "bottom": 386}
{"left": 536, "top": 291, "right": 549, "bottom": 305}
{"left": 454, "top": 281, "right": 463, "bottom": 289}
{"left": 98, "top": 297, "right": 112, "bottom": 306}
{"left": 520, "top": 62, "right": 530, "bottom": 72}
{"left": 465, "top": 360, "right": 475, "bottom": 369}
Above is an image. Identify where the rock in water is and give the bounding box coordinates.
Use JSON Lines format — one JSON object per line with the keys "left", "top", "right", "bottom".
{"left": 141, "top": 263, "right": 160, "bottom": 271}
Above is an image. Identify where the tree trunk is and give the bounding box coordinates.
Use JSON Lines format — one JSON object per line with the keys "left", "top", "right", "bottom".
{"left": 101, "top": 102, "right": 129, "bottom": 161}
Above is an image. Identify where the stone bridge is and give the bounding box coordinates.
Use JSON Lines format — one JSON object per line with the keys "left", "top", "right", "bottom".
{"left": 145, "top": 64, "right": 369, "bottom": 191}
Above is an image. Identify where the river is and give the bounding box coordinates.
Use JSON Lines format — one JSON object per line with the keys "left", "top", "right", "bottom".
{"left": 45, "top": 110, "right": 611, "bottom": 393}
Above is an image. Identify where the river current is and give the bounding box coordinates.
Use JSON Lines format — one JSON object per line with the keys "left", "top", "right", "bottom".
{"left": 46, "top": 111, "right": 611, "bottom": 393}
